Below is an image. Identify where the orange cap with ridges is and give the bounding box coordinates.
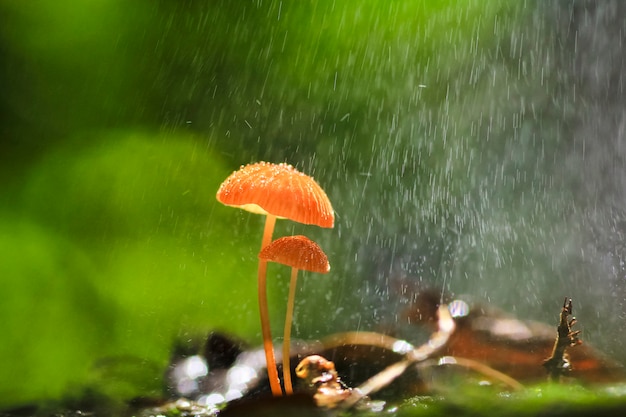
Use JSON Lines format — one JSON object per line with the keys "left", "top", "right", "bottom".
{"left": 216, "top": 162, "right": 334, "bottom": 228}
{"left": 259, "top": 235, "right": 330, "bottom": 273}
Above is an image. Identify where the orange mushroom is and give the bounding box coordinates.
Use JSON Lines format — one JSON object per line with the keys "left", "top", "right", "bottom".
{"left": 259, "top": 235, "right": 330, "bottom": 395}
{"left": 216, "top": 162, "right": 334, "bottom": 396}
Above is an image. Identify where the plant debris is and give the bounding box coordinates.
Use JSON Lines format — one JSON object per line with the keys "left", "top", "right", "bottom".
{"left": 293, "top": 303, "right": 456, "bottom": 409}
{"left": 162, "top": 295, "right": 624, "bottom": 415}
{"left": 543, "top": 297, "right": 582, "bottom": 381}
{"left": 295, "top": 355, "right": 352, "bottom": 408}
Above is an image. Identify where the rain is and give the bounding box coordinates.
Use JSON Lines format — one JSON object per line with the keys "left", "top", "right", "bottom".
{"left": 1, "top": 0, "right": 626, "bottom": 414}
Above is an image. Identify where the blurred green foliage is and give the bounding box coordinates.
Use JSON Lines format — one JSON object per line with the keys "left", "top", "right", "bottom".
{"left": 0, "top": 217, "right": 108, "bottom": 404}
{"left": 2, "top": 131, "right": 263, "bottom": 407}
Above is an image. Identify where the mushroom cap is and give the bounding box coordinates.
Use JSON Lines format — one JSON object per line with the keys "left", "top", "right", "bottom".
{"left": 216, "top": 162, "right": 334, "bottom": 228}
{"left": 258, "top": 235, "right": 330, "bottom": 274}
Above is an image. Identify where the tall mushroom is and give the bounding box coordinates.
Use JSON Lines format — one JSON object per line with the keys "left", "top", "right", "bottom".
{"left": 216, "top": 162, "right": 334, "bottom": 396}
{"left": 259, "top": 235, "right": 330, "bottom": 395}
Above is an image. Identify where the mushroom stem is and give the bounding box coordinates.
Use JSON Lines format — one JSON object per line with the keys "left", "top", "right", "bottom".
{"left": 257, "top": 214, "right": 283, "bottom": 396}
{"left": 282, "top": 267, "right": 300, "bottom": 395}
{"left": 261, "top": 214, "right": 277, "bottom": 250}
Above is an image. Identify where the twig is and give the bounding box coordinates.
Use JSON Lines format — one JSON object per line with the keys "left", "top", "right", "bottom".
{"left": 338, "top": 304, "right": 456, "bottom": 409}
{"left": 421, "top": 356, "right": 524, "bottom": 391}
{"left": 320, "top": 331, "right": 416, "bottom": 354}
{"left": 543, "top": 297, "right": 582, "bottom": 381}
{"left": 295, "top": 305, "right": 455, "bottom": 409}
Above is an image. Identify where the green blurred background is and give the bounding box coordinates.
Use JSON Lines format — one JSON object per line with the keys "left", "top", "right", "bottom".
{"left": 2, "top": 0, "right": 625, "bottom": 410}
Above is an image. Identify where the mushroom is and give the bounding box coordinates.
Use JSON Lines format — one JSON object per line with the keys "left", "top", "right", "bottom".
{"left": 259, "top": 235, "right": 330, "bottom": 395}
{"left": 216, "top": 162, "right": 334, "bottom": 396}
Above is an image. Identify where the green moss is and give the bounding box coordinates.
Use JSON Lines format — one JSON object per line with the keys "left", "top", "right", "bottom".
{"left": 396, "top": 384, "right": 626, "bottom": 417}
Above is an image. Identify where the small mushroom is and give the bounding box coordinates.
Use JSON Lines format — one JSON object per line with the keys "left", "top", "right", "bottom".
{"left": 217, "top": 162, "right": 334, "bottom": 396}
{"left": 259, "top": 235, "right": 330, "bottom": 395}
